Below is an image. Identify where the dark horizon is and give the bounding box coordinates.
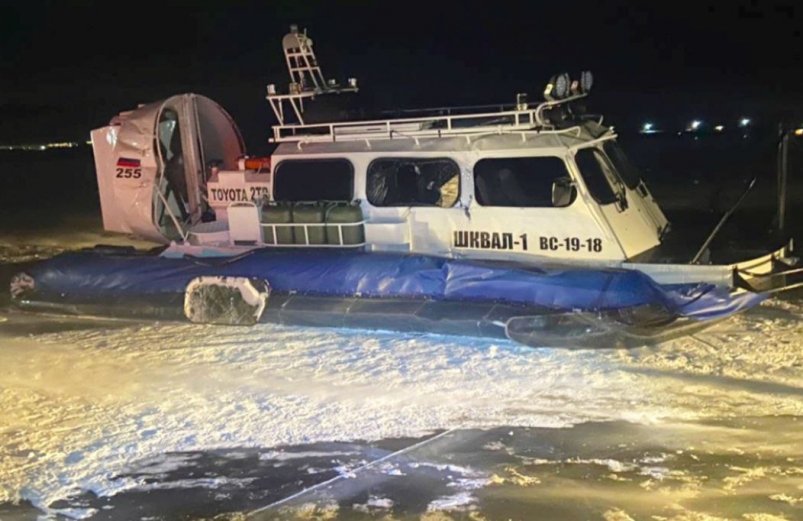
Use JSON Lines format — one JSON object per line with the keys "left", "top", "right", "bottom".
{"left": 2, "top": 1, "right": 802, "bottom": 152}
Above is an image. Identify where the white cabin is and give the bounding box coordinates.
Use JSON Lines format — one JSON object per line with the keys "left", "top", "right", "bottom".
{"left": 267, "top": 121, "right": 669, "bottom": 265}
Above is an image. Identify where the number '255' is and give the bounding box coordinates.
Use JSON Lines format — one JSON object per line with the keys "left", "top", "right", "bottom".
{"left": 115, "top": 168, "right": 142, "bottom": 179}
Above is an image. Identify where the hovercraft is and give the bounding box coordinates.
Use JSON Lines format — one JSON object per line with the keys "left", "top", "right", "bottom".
{"left": 9, "top": 25, "right": 801, "bottom": 348}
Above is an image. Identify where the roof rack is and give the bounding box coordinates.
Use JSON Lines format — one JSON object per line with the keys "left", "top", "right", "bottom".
{"left": 266, "top": 26, "right": 595, "bottom": 144}
{"left": 268, "top": 95, "right": 588, "bottom": 143}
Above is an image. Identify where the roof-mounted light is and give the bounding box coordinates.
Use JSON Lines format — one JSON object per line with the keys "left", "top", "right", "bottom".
{"left": 544, "top": 72, "right": 571, "bottom": 101}
{"left": 555, "top": 73, "right": 570, "bottom": 98}
{"left": 580, "top": 70, "right": 593, "bottom": 94}
{"left": 544, "top": 71, "right": 592, "bottom": 101}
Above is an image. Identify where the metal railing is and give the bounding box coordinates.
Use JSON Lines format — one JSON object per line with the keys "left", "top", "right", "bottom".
{"left": 260, "top": 220, "right": 366, "bottom": 247}
{"left": 269, "top": 93, "right": 589, "bottom": 143}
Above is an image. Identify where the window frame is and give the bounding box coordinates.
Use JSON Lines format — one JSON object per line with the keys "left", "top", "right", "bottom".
{"left": 272, "top": 158, "right": 355, "bottom": 202}
{"left": 602, "top": 141, "right": 642, "bottom": 190}
{"left": 365, "top": 156, "right": 462, "bottom": 208}
{"left": 471, "top": 155, "right": 576, "bottom": 209}
{"left": 572, "top": 147, "right": 622, "bottom": 206}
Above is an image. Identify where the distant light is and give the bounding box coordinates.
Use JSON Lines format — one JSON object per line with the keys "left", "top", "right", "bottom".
{"left": 714, "top": 125, "right": 724, "bottom": 132}
{"left": 641, "top": 122, "right": 655, "bottom": 134}
{"left": 739, "top": 117, "right": 751, "bottom": 127}
{"left": 688, "top": 120, "right": 702, "bottom": 131}
{"left": 795, "top": 128, "right": 803, "bottom": 137}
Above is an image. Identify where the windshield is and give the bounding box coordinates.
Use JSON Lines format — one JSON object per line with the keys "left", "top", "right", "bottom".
{"left": 603, "top": 141, "right": 643, "bottom": 189}
{"left": 574, "top": 147, "right": 619, "bottom": 205}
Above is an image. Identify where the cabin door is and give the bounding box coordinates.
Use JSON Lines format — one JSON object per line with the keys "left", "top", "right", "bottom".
{"left": 601, "top": 142, "right": 669, "bottom": 236}
{"left": 572, "top": 147, "right": 660, "bottom": 259}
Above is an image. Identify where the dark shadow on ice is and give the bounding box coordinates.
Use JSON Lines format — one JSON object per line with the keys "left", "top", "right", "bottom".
{"left": 6, "top": 421, "right": 803, "bottom": 520}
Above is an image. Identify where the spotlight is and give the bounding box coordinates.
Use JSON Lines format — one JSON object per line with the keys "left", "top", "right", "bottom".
{"left": 543, "top": 72, "right": 570, "bottom": 100}
{"left": 580, "top": 71, "right": 594, "bottom": 93}
{"left": 739, "top": 118, "right": 751, "bottom": 128}
{"left": 554, "top": 73, "right": 570, "bottom": 98}
{"left": 714, "top": 125, "right": 724, "bottom": 132}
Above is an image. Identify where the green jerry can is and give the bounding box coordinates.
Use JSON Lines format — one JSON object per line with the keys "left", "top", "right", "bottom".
{"left": 260, "top": 202, "right": 294, "bottom": 245}
{"left": 291, "top": 202, "right": 327, "bottom": 245}
{"left": 325, "top": 202, "right": 365, "bottom": 245}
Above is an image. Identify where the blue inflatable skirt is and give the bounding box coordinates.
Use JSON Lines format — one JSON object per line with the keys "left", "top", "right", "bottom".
{"left": 10, "top": 247, "right": 765, "bottom": 348}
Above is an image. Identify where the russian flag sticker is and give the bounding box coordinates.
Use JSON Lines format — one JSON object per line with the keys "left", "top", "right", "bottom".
{"left": 116, "top": 157, "right": 141, "bottom": 167}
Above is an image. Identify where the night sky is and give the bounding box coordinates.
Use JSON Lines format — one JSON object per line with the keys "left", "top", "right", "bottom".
{"left": 1, "top": 0, "right": 801, "bottom": 152}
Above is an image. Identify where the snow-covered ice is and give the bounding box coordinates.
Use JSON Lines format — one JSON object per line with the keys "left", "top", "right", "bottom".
{"left": 0, "top": 286, "right": 801, "bottom": 517}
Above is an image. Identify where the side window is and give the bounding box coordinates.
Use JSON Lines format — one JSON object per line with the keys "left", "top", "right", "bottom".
{"left": 574, "top": 148, "right": 618, "bottom": 205}
{"left": 273, "top": 159, "right": 353, "bottom": 202}
{"left": 367, "top": 158, "right": 460, "bottom": 207}
{"left": 473, "top": 157, "right": 572, "bottom": 207}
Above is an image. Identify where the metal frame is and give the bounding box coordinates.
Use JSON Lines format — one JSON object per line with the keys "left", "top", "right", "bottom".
{"left": 267, "top": 25, "right": 589, "bottom": 144}
{"left": 261, "top": 220, "right": 367, "bottom": 248}
{"left": 267, "top": 92, "right": 589, "bottom": 143}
